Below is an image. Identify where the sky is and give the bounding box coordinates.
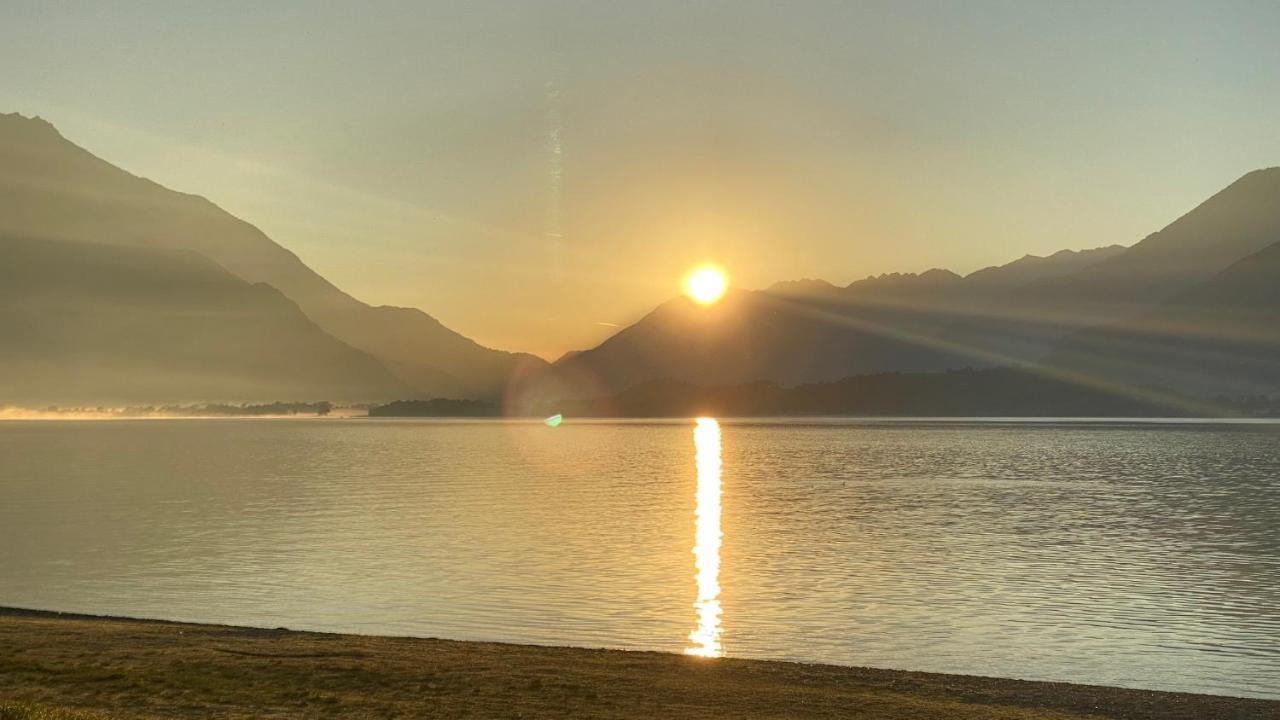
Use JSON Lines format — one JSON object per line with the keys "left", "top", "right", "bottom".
{"left": 4, "top": 1, "right": 1279, "bottom": 358}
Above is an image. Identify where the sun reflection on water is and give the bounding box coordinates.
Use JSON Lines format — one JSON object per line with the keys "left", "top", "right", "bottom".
{"left": 685, "top": 417, "right": 723, "bottom": 658}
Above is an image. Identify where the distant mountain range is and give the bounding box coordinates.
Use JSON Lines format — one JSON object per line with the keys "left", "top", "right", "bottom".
{"left": 544, "top": 169, "right": 1280, "bottom": 411}
{"left": 0, "top": 235, "right": 409, "bottom": 404}
{"left": 0, "top": 113, "right": 545, "bottom": 404}
{"left": 3, "top": 111, "right": 1277, "bottom": 412}
{"left": 546, "top": 244, "right": 1124, "bottom": 395}
{"left": 1050, "top": 236, "right": 1280, "bottom": 397}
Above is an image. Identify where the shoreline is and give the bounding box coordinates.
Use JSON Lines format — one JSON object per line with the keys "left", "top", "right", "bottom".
{"left": 6, "top": 414, "right": 1280, "bottom": 423}
{"left": 2, "top": 607, "right": 1275, "bottom": 719}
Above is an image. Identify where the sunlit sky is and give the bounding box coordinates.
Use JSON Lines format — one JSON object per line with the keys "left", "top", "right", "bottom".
{"left": 4, "top": 1, "right": 1279, "bottom": 358}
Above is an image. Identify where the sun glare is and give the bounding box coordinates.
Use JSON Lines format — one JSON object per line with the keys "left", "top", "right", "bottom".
{"left": 686, "top": 417, "right": 724, "bottom": 658}
{"left": 683, "top": 265, "right": 729, "bottom": 306}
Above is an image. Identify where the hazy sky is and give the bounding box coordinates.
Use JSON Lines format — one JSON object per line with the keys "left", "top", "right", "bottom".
{"left": 4, "top": 1, "right": 1279, "bottom": 357}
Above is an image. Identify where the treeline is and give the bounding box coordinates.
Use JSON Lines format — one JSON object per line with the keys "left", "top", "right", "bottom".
{"left": 171, "top": 401, "right": 335, "bottom": 416}
{"left": 368, "top": 399, "right": 500, "bottom": 417}
{"left": 19, "top": 402, "right": 337, "bottom": 417}
{"left": 538, "top": 368, "right": 1225, "bottom": 418}
{"left": 368, "top": 368, "right": 1280, "bottom": 419}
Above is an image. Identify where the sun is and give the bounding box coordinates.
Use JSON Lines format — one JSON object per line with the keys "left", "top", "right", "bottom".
{"left": 683, "top": 264, "right": 729, "bottom": 306}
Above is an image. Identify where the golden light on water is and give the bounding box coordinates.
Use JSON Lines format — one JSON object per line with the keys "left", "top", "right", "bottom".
{"left": 683, "top": 264, "right": 729, "bottom": 306}
{"left": 685, "top": 417, "right": 724, "bottom": 657}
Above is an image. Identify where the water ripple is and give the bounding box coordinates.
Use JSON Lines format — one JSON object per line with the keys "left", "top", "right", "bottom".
{"left": 0, "top": 418, "right": 1277, "bottom": 699}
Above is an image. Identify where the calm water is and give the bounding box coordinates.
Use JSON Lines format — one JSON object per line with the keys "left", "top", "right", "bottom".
{"left": 1, "top": 418, "right": 1278, "bottom": 698}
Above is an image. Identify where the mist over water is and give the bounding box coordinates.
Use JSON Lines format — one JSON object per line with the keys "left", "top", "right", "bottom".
{"left": 1, "top": 418, "right": 1278, "bottom": 699}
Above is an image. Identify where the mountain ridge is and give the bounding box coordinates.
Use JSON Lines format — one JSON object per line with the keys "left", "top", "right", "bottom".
{"left": 6, "top": 112, "right": 1276, "bottom": 408}
{"left": 1047, "top": 237, "right": 1280, "bottom": 396}
{"left": 0, "top": 112, "right": 546, "bottom": 401}
{"left": 548, "top": 168, "right": 1280, "bottom": 401}
{"left": 0, "top": 234, "right": 413, "bottom": 404}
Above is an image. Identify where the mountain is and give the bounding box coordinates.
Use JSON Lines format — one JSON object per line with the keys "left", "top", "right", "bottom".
{"left": 548, "top": 289, "right": 976, "bottom": 394}
{"left": 550, "top": 248, "right": 1130, "bottom": 395}
{"left": 1048, "top": 239, "right": 1280, "bottom": 396}
{"left": 0, "top": 235, "right": 411, "bottom": 405}
{"left": 552, "top": 169, "right": 1280, "bottom": 399}
{"left": 0, "top": 113, "right": 545, "bottom": 400}
{"left": 964, "top": 246, "right": 1126, "bottom": 288}
{"left": 1011, "top": 167, "right": 1280, "bottom": 330}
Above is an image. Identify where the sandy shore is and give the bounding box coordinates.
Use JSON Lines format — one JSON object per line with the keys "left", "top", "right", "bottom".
{"left": 0, "top": 607, "right": 1275, "bottom": 719}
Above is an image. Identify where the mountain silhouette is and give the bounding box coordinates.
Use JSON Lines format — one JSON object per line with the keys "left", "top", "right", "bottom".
{"left": 1048, "top": 238, "right": 1280, "bottom": 397}
{"left": 550, "top": 246, "right": 1130, "bottom": 394}
{"left": 1008, "top": 167, "right": 1280, "bottom": 332}
{"left": 964, "top": 246, "right": 1127, "bottom": 288}
{"left": 5, "top": 111, "right": 1275, "bottom": 409}
{"left": 553, "top": 169, "right": 1280, "bottom": 400}
{"left": 0, "top": 113, "right": 545, "bottom": 401}
{"left": 0, "top": 235, "right": 411, "bottom": 404}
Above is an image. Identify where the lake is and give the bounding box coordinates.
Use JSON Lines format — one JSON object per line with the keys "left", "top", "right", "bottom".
{"left": 1, "top": 418, "right": 1278, "bottom": 699}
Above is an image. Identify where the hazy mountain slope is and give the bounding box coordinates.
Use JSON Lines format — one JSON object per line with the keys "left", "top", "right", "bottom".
{"left": 845, "top": 268, "right": 964, "bottom": 294}
{"left": 1008, "top": 167, "right": 1280, "bottom": 329}
{"left": 550, "top": 289, "right": 977, "bottom": 393}
{"left": 555, "top": 249, "right": 1135, "bottom": 394}
{"left": 0, "top": 235, "right": 412, "bottom": 404}
{"left": 964, "top": 168, "right": 1280, "bottom": 365}
{"left": 1048, "top": 240, "right": 1280, "bottom": 396}
{"left": 0, "top": 112, "right": 544, "bottom": 399}
{"left": 813, "top": 245, "right": 1126, "bottom": 299}
{"left": 555, "top": 169, "right": 1280, "bottom": 397}
{"left": 964, "top": 245, "right": 1126, "bottom": 287}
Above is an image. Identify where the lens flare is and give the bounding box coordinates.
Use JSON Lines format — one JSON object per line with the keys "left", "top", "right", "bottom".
{"left": 685, "top": 417, "right": 723, "bottom": 657}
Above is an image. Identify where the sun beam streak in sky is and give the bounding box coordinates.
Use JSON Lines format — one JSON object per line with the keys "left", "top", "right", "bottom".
{"left": 686, "top": 417, "right": 724, "bottom": 658}
{"left": 544, "top": 58, "right": 566, "bottom": 280}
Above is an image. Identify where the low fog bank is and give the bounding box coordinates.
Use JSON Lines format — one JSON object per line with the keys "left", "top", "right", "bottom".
{"left": 0, "top": 401, "right": 361, "bottom": 420}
